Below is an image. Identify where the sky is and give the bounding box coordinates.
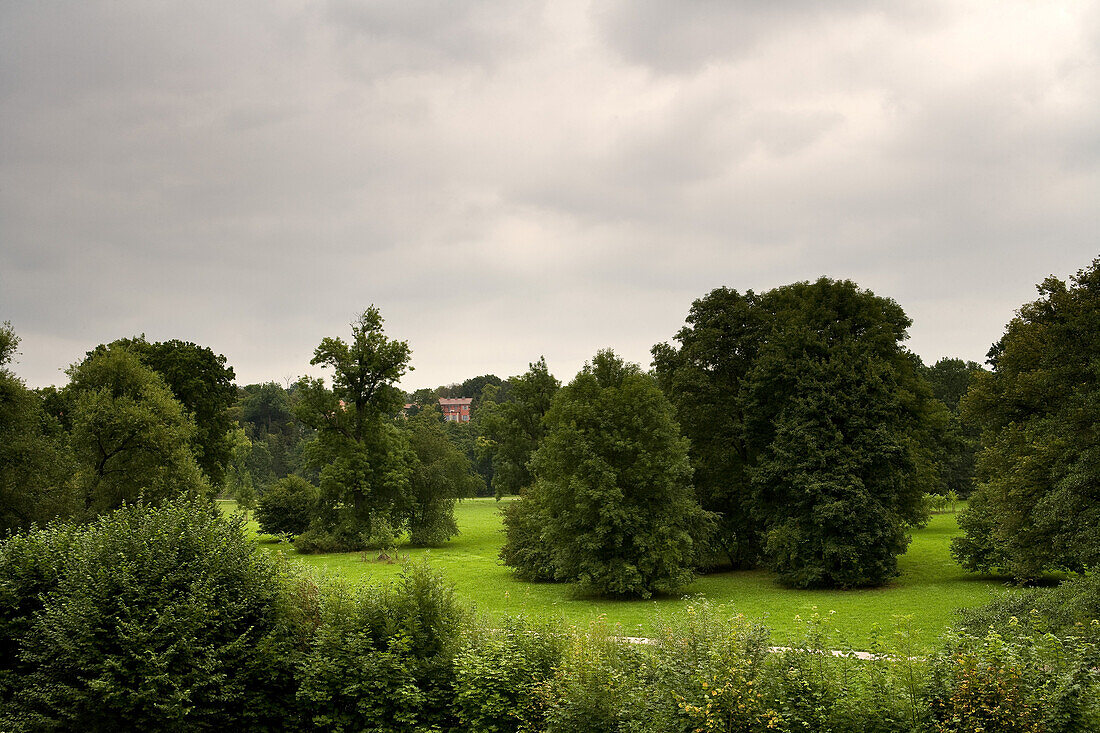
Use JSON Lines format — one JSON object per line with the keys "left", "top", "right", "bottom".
{"left": 2, "top": 1, "right": 1098, "bottom": 391}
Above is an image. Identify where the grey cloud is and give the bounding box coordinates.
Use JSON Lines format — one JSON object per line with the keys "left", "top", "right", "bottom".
{"left": 594, "top": 0, "right": 940, "bottom": 74}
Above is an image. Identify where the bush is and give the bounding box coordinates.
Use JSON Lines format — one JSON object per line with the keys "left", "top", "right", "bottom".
{"left": 927, "top": 624, "right": 1100, "bottom": 733}
{"left": 956, "top": 571, "right": 1100, "bottom": 637}
{"left": 255, "top": 475, "right": 319, "bottom": 536}
{"left": 295, "top": 561, "right": 466, "bottom": 732}
{"left": 294, "top": 514, "right": 397, "bottom": 554}
{"left": 454, "top": 616, "right": 566, "bottom": 732}
{"left": 0, "top": 500, "right": 304, "bottom": 732}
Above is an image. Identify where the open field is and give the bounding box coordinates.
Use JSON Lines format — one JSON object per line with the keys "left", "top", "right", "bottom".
{"left": 220, "top": 497, "right": 1010, "bottom": 650}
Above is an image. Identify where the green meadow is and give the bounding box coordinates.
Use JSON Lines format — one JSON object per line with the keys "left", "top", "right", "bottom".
{"left": 221, "top": 497, "right": 1009, "bottom": 650}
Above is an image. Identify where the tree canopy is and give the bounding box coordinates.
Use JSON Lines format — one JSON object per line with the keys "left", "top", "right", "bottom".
{"left": 655, "top": 278, "right": 934, "bottom": 588}
{"left": 953, "top": 257, "right": 1100, "bottom": 580}
{"left": 83, "top": 337, "right": 237, "bottom": 486}
{"left": 0, "top": 323, "right": 77, "bottom": 534}
{"left": 293, "top": 308, "right": 422, "bottom": 552}
{"left": 478, "top": 357, "right": 559, "bottom": 498}
{"left": 66, "top": 346, "right": 209, "bottom": 513}
{"left": 502, "top": 350, "right": 710, "bottom": 598}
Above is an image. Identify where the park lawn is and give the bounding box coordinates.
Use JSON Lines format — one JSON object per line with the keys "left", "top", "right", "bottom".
{"left": 219, "top": 497, "right": 1009, "bottom": 651}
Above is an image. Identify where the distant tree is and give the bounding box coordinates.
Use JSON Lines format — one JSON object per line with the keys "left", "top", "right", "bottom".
{"left": 922, "top": 358, "right": 984, "bottom": 497}
{"left": 0, "top": 323, "right": 78, "bottom": 533}
{"left": 953, "top": 257, "right": 1100, "bottom": 579}
{"left": 655, "top": 279, "right": 934, "bottom": 588}
{"left": 84, "top": 338, "right": 237, "bottom": 486}
{"left": 255, "top": 475, "right": 319, "bottom": 536}
{"left": 478, "top": 358, "right": 559, "bottom": 497}
{"left": 66, "top": 347, "right": 209, "bottom": 513}
{"left": 241, "top": 381, "right": 294, "bottom": 433}
{"left": 405, "top": 407, "right": 480, "bottom": 546}
{"left": 925, "top": 358, "right": 984, "bottom": 411}
{"left": 222, "top": 427, "right": 257, "bottom": 508}
{"left": 294, "top": 307, "right": 414, "bottom": 551}
{"left": 505, "top": 350, "right": 711, "bottom": 598}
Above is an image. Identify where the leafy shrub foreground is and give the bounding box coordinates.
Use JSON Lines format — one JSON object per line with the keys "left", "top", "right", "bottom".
{"left": 2, "top": 502, "right": 1098, "bottom": 732}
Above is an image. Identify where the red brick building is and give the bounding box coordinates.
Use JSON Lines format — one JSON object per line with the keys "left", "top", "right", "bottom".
{"left": 438, "top": 397, "right": 472, "bottom": 422}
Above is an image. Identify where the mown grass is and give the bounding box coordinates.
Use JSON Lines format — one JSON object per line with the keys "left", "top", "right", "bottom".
{"left": 219, "top": 497, "right": 1009, "bottom": 650}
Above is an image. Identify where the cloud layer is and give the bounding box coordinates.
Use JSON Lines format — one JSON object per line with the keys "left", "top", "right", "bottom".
{"left": 2, "top": 0, "right": 1098, "bottom": 389}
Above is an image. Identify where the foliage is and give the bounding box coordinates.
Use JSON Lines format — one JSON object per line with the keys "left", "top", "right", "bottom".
{"left": 655, "top": 279, "right": 934, "bottom": 588}
{"left": 295, "top": 561, "right": 466, "bottom": 732}
{"left": 922, "top": 358, "right": 984, "bottom": 497}
{"left": 0, "top": 499, "right": 304, "bottom": 731}
{"left": 84, "top": 337, "right": 237, "bottom": 486}
{"left": 478, "top": 357, "right": 559, "bottom": 497}
{"left": 498, "top": 485, "right": 557, "bottom": 582}
{"left": 954, "top": 257, "right": 1100, "bottom": 580}
{"left": 255, "top": 475, "right": 319, "bottom": 536}
{"left": 454, "top": 616, "right": 566, "bottom": 733}
{"left": 927, "top": 623, "right": 1100, "bottom": 733}
{"left": 508, "top": 350, "right": 711, "bottom": 599}
{"left": 405, "top": 407, "right": 479, "bottom": 546}
{"left": 0, "top": 323, "right": 78, "bottom": 534}
{"left": 67, "top": 346, "right": 209, "bottom": 513}
{"left": 956, "top": 571, "right": 1100, "bottom": 637}
{"left": 652, "top": 288, "right": 767, "bottom": 569}
{"left": 294, "top": 307, "right": 415, "bottom": 552}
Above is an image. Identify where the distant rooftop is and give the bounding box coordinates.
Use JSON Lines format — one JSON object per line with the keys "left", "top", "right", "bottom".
{"left": 438, "top": 397, "right": 473, "bottom": 406}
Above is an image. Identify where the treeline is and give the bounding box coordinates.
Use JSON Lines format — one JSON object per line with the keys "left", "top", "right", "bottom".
{"left": 3, "top": 255, "right": 1098, "bottom": 594}
{"left": 2, "top": 500, "right": 1097, "bottom": 732}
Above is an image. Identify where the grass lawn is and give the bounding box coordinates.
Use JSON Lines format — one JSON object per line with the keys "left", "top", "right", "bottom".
{"left": 220, "top": 497, "right": 1009, "bottom": 650}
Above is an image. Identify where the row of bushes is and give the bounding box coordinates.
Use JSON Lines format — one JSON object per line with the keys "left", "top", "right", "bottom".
{"left": 2, "top": 501, "right": 1098, "bottom": 732}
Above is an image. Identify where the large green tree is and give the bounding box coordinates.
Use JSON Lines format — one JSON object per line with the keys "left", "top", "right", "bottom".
{"left": 67, "top": 346, "right": 209, "bottom": 513}
{"left": 84, "top": 338, "right": 237, "bottom": 486}
{"left": 294, "top": 308, "right": 415, "bottom": 551}
{"left": 953, "top": 257, "right": 1100, "bottom": 580}
{"left": 0, "top": 323, "right": 78, "bottom": 533}
{"left": 652, "top": 288, "right": 768, "bottom": 568}
{"left": 655, "top": 279, "right": 934, "bottom": 588}
{"left": 478, "top": 357, "right": 559, "bottom": 497}
{"left": 503, "top": 350, "right": 711, "bottom": 598}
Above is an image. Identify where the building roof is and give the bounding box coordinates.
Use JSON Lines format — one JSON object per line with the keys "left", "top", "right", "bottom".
{"left": 438, "top": 397, "right": 473, "bottom": 406}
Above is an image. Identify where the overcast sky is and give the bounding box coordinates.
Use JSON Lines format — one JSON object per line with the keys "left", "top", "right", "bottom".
{"left": 2, "top": 1, "right": 1098, "bottom": 391}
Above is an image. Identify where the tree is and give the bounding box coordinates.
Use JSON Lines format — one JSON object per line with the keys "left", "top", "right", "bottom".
{"left": 953, "top": 257, "right": 1100, "bottom": 580}
{"left": 504, "top": 350, "right": 711, "bottom": 598}
{"left": 84, "top": 338, "right": 237, "bottom": 486}
{"left": 652, "top": 288, "right": 768, "bottom": 568}
{"left": 0, "top": 323, "right": 78, "bottom": 533}
{"left": 478, "top": 358, "right": 559, "bottom": 497}
{"left": 922, "top": 358, "right": 984, "bottom": 498}
{"left": 67, "top": 346, "right": 209, "bottom": 513}
{"left": 655, "top": 279, "right": 934, "bottom": 588}
{"left": 405, "top": 407, "right": 480, "bottom": 546}
{"left": 294, "top": 307, "right": 415, "bottom": 551}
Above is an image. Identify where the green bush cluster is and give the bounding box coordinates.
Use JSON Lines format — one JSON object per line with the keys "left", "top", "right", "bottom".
{"left": 3, "top": 500, "right": 1097, "bottom": 731}
{"left": 0, "top": 500, "right": 464, "bottom": 732}
{"left": 452, "top": 605, "right": 1100, "bottom": 733}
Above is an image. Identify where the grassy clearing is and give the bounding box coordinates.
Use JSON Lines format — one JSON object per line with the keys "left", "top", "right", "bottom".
{"left": 219, "top": 497, "right": 1009, "bottom": 650}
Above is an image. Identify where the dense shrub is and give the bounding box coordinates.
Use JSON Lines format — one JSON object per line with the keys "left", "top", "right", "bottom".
{"left": 956, "top": 571, "right": 1100, "bottom": 636}
{"left": 0, "top": 500, "right": 303, "bottom": 732}
{"left": 454, "top": 616, "right": 566, "bottom": 732}
{"left": 498, "top": 487, "right": 556, "bottom": 582}
{"left": 926, "top": 624, "right": 1100, "bottom": 733}
{"left": 295, "top": 561, "right": 466, "bottom": 732}
{"left": 255, "top": 474, "right": 319, "bottom": 536}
